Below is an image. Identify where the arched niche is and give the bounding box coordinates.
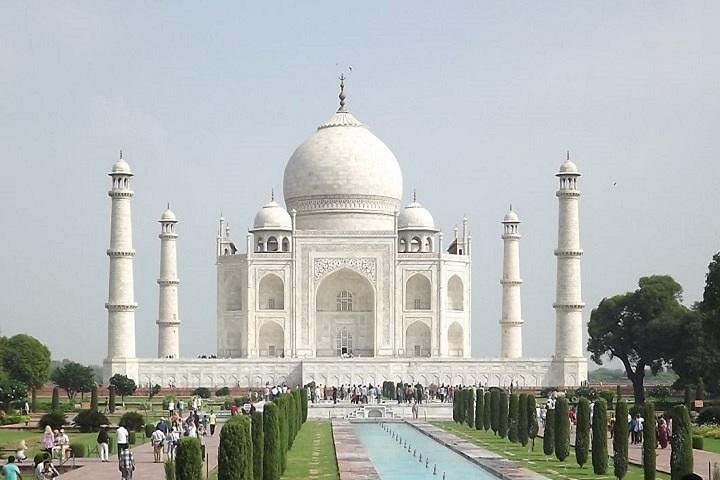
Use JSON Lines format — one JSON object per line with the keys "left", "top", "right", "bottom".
{"left": 448, "top": 321, "right": 464, "bottom": 357}
{"left": 405, "top": 274, "right": 431, "bottom": 310}
{"left": 405, "top": 321, "right": 431, "bottom": 357}
{"left": 258, "top": 322, "right": 284, "bottom": 357}
{"left": 448, "top": 275, "right": 464, "bottom": 311}
{"left": 259, "top": 274, "right": 284, "bottom": 310}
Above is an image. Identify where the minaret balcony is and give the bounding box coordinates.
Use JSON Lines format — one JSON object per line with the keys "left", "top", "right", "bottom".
{"left": 107, "top": 249, "right": 136, "bottom": 257}
{"left": 500, "top": 279, "right": 523, "bottom": 286}
{"left": 553, "top": 249, "right": 583, "bottom": 257}
{"left": 552, "top": 302, "right": 585, "bottom": 310}
{"left": 108, "top": 190, "right": 134, "bottom": 198}
{"left": 157, "top": 279, "right": 180, "bottom": 286}
{"left": 556, "top": 190, "right": 581, "bottom": 198}
{"left": 105, "top": 303, "right": 138, "bottom": 312}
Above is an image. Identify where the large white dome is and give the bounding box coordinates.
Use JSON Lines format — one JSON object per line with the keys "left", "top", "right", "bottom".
{"left": 282, "top": 87, "right": 403, "bottom": 231}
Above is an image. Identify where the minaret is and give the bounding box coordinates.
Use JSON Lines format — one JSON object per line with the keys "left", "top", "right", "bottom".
{"left": 157, "top": 205, "right": 180, "bottom": 358}
{"left": 500, "top": 207, "right": 523, "bottom": 358}
{"left": 105, "top": 151, "right": 137, "bottom": 359}
{"left": 553, "top": 152, "right": 585, "bottom": 360}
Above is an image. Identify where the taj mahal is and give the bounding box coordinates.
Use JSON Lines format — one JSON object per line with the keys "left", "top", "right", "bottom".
{"left": 103, "top": 80, "right": 587, "bottom": 388}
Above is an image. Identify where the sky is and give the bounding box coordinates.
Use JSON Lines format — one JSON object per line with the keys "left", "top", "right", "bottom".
{"left": 0, "top": 1, "right": 718, "bottom": 366}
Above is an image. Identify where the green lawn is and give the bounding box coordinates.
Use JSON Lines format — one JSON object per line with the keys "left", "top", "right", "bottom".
{"left": 698, "top": 437, "right": 720, "bottom": 454}
{"left": 434, "top": 422, "right": 670, "bottom": 480}
{"left": 208, "top": 420, "right": 338, "bottom": 480}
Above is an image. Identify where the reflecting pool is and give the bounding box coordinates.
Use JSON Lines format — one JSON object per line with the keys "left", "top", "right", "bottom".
{"left": 353, "top": 422, "right": 498, "bottom": 480}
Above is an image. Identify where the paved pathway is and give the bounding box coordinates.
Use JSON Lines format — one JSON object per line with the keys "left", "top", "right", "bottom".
{"left": 58, "top": 424, "right": 222, "bottom": 480}
{"left": 332, "top": 419, "right": 380, "bottom": 480}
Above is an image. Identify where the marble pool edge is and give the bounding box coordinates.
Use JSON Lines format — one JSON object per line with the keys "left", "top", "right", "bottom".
{"left": 332, "top": 419, "right": 382, "bottom": 480}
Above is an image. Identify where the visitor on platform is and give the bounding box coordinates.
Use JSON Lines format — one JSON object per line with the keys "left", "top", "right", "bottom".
{"left": 97, "top": 425, "right": 110, "bottom": 462}
{"left": 411, "top": 400, "right": 419, "bottom": 419}
{"left": 168, "top": 399, "right": 175, "bottom": 417}
{"left": 151, "top": 425, "right": 166, "bottom": 463}
{"left": 116, "top": 424, "right": 129, "bottom": 459}
{"left": 3, "top": 456, "right": 21, "bottom": 480}
{"left": 34, "top": 455, "right": 59, "bottom": 480}
{"left": 209, "top": 410, "right": 217, "bottom": 436}
{"left": 118, "top": 445, "right": 135, "bottom": 480}
{"left": 41, "top": 426, "right": 54, "bottom": 456}
{"left": 15, "top": 440, "right": 27, "bottom": 463}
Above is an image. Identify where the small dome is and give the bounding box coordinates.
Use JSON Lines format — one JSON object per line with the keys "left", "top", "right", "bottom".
{"left": 559, "top": 159, "right": 579, "bottom": 174}
{"left": 503, "top": 210, "right": 519, "bottom": 223}
{"left": 160, "top": 207, "right": 177, "bottom": 222}
{"left": 398, "top": 201, "right": 436, "bottom": 230}
{"left": 111, "top": 158, "right": 132, "bottom": 175}
{"left": 253, "top": 201, "right": 292, "bottom": 231}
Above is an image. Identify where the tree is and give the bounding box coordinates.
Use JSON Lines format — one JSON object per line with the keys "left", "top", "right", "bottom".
{"left": 251, "top": 412, "right": 264, "bottom": 480}
{"left": 518, "top": 394, "right": 529, "bottom": 446}
{"left": 300, "top": 388, "right": 308, "bottom": 423}
{"left": 555, "top": 397, "right": 570, "bottom": 462}
{"left": 218, "top": 415, "right": 252, "bottom": 480}
{"left": 90, "top": 385, "right": 98, "bottom": 411}
{"left": 149, "top": 384, "right": 161, "bottom": 400}
{"left": 592, "top": 399, "right": 609, "bottom": 474}
{"left": 483, "top": 391, "right": 491, "bottom": 431}
{"left": 466, "top": 389, "right": 475, "bottom": 428}
{"left": 0, "top": 378, "right": 27, "bottom": 411}
{"left": 614, "top": 400, "right": 629, "bottom": 480}
{"left": 51, "top": 362, "right": 95, "bottom": 400}
{"left": 669, "top": 405, "right": 693, "bottom": 480}
{"left": 588, "top": 276, "right": 686, "bottom": 403}
{"left": 176, "top": 437, "right": 203, "bottom": 480}
{"left": 575, "top": 397, "right": 590, "bottom": 467}
{"left": 108, "top": 385, "right": 116, "bottom": 413}
{"left": 0, "top": 335, "right": 51, "bottom": 406}
{"left": 475, "top": 389, "right": 484, "bottom": 430}
{"left": 508, "top": 394, "right": 519, "bottom": 443}
{"left": 263, "top": 402, "right": 281, "bottom": 480}
{"left": 643, "top": 402, "right": 656, "bottom": 480}
{"left": 274, "top": 396, "right": 288, "bottom": 472}
{"left": 51, "top": 386, "right": 59, "bottom": 410}
{"left": 108, "top": 374, "right": 137, "bottom": 401}
{"left": 498, "top": 391, "right": 509, "bottom": 439}
{"left": 543, "top": 408, "right": 555, "bottom": 456}
{"left": 527, "top": 395, "right": 539, "bottom": 451}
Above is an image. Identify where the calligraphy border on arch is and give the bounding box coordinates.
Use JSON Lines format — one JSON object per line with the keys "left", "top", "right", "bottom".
{"left": 313, "top": 257, "right": 377, "bottom": 285}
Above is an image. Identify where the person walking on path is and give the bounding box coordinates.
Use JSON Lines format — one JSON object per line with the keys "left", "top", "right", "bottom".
{"left": 209, "top": 411, "right": 217, "bottom": 436}
{"left": 116, "top": 425, "right": 129, "bottom": 460}
{"left": 118, "top": 446, "right": 135, "bottom": 480}
{"left": 658, "top": 417, "right": 669, "bottom": 449}
{"left": 2, "top": 456, "right": 22, "bottom": 480}
{"left": 151, "top": 426, "right": 166, "bottom": 463}
{"left": 97, "top": 425, "right": 110, "bottom": 462}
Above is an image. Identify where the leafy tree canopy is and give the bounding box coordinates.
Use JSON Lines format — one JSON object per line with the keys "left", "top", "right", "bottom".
{"left": 587, "top": 275, "right": 686, "bottom": 403}
{"left": 1, "top": 334, "right": 50, "bottom": 390}
{"left": 109, "top": 374, "right": 137, "bottom": 400}
{"left": 0, "top": 378, "right": 28, "bottom": 410}
{"left": 51, "top": 362, "right": 95, "bottom": 400}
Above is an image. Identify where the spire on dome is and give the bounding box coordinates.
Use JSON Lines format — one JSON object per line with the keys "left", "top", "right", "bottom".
{"left": 338, "top": 73, "right": 348, "bottom": 113}
{"left": 119, "top": 149, "right": 123, "bottom": 159}
{"left": 413, "top": 188, "right": 417, "bottom": 203}
{"left": 271, "top": 188, "right": 275, "bottom": 202}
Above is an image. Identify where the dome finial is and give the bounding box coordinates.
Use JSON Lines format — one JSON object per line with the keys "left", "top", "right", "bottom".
{"left": 271, "top": 187, "right": 275, "bottom": 201}
{"left": 119, "top": 149, "right": 123, "bottom": 159}
{"left": 510, "top": 203, "right": 513, "bottom": 211}
{"left": 167, "top": 202, "right": 170, "bottom": 209}
{"left": 566, "top": 150, "right": 570, "bottom": 161}
{"left": 338, "top": 73, "right": 348, "bottom": 113}
{"left": 413, "top": 188, "right": 417, "bottom": 203}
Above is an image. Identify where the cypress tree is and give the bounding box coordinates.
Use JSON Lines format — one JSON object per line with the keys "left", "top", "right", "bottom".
{"left": 555, "top": 397, "right": 570, "bottom": 461}
{"left": 575, "top": 397, "right": 591, "bottom": 467}
{"left": 452, "top": 390, "right": 459, "bottom": 422}
{"left": 490, "top": 389, "right": 500, "bottom": 434}
{"left": 527, "top": 395, "right": 539, "bottom": 451}
{"left": 51, "top": 387, "right": 59, "bottom": 411}
{"left": 614, "top": 400, "right": 629, "bottom": 480}
{"left": 90, "top": 385, "right": 98, "bottom": 411}
{"left": 592, "top": 398, "right": 609, "bottom": 474}
{"left": 251, "top": 411, "right": 264, "bottom": 480}
{"left": 466, "top": 389, "right": 475, "bottom": 428}
{"left": 108, "top": 386, "right": 116, "bottom": 414}
{"left": 498, "top": 391, "right": 509, "bottom": 439}
{"left": 475, "top": 389, "right": 484, "bottom": 430}
{"left": 518, "top": 394, "right": 529, "bottom": 446}
{"left": 296, "top": 390, "right": 304, "bottom": 428}
{"left": 508, "top": 394, "right": 519, "bottom": 443}
{"left": 263, "top": 402, "right": 281, "bottom": 480}
{"left": 483, "top": 391, "right": 491, "bottom": 431}
{"left": 176, "top": 437, "right": 203, "bottom": 480}
{"left": 670, "top": 405, "right": 693, "bottom": 480}
{"left": 643, "top": 402, "right": 656, "bottom": 480}
{"left": 543, "top": 408, "right": 555, "bottom": 456}
{"left": 300, "top": 388, "right": 308, "bottom": 424}
{"left": 218, "top": 415, "right": 252, "bottom": 480}
{"left": 275, "top": 396, "right": 289, "bottom": 472}
{"left": 288, "top": 392, "right": 297, "bottom": 448}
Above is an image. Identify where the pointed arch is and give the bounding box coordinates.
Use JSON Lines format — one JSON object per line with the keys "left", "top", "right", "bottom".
{"left": 405, "top": 274, "right": 431, "bottom": 310}
{"left": 259, "top": 274, "right": 284, "bottom": 310}
{"left": 266, "top": 236, "right": 279, "bottom": 252}
{"left": 448, "top": 321, "right": 464, "bottom": 357}
{"left": 448, "top": 275, "right": 464, "bottom": 311}
{"left": 258, "top": 322, "right": 284, "bottom": 357}
{"left": 405, "top": 321, "right": 430, "bottom": 357}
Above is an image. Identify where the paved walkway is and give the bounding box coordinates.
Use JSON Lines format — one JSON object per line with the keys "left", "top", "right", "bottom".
{"left": 58, "top": 424, "right": 222, "bottom": 480}
{"left": 332, "top": 419, "right": 380, "bottom": 480}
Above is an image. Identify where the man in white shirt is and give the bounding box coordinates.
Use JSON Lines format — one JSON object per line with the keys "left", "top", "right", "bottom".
{"left": 151, "top": 427, "right": 166, "bottom": 463}
{"left": 116, "top": 425, "right": 129, "bottom": 459}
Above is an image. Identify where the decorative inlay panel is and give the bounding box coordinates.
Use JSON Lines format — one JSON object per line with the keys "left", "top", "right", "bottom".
{"left": 313, "top": 257, "right": 377, "bottom": 284}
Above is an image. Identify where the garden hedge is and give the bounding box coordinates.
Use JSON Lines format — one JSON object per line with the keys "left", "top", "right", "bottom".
{"left": 74, "top": 409, "right": 109, "bottom": 433}
{"left": 69, "top": 442, "right": 86, "bottom": 457}
{"left": 508, "top": 394, "right": 519, "bottom": 443}
{"left": 176, "top": 437, "right": 203, "bottom": 480}
{"left": 251, "top": 411, "right": 264, "bottom": 480}
{"left": 518, "top": 394, "right": 528, "bottom": 446}
{"left": 218, "top": 415, "right": 252, "bottom": 480}
{"left": 575, "top": 397, "right": 590, "bottom": 467}
{"left": 670, "top": 405, "right": 693, "bottom": 480}
{"left": 263, "top": 402, "right": 281, "bottom": 480}
{"left": 614, "top": 400, "right": 629, "bottom": 480}
{"left": 554, "top": 397, "right": 570, "bottom": 461}
{"left": 592, "top": 398, "right": 608, "bottom": 474}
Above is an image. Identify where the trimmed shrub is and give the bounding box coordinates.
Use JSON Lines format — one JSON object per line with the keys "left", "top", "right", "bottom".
{"left": 498, "top": 391, "right": 509, "bottom": 439}
{"left": 128, "top": 431, "right": 137, "bottom": 445}
{"left": 108, "top": 386, "right": 116, "bottom": 414}
{"left": 90, "top": 385, "right": 98, "bottom": 411}
{"left": 518, "top": 394, "right": 529, "bottom": 446}
{"left": 39, "top": 410, "right": 66, "bottom": 430}
{"left": 51, "top": 387, "right": 60, "bottom": 410}
{"left": 692, "top": 436, "right": 704, "bottom": 450}
{"left": 543, "top": 408, "right": 555, "bottom": 456}
{"left": 490, "top": 389, "right": 500, "bottom": 434}
{"left": 475, "top": 389, "right": 484, "bottom": 430}
{"left": 192, "top": 387, "right": 211, "bottom": 399}
{"left": 598, "top": 390, "right": 615, "bottom": 406}
{"left": 275, "top": 396, "right": 289, "bottom": 472}
{"left": 614, "top": 399, "right": 629, "bottom": 480}
{"left": 251, "top": 411, "right": 264, "bottom": 480}
{"left": 483, "top": 391, "right": 491, "bottom": 431}
{"left": 508, "top": 394, "right": 519, "bottom": 443}
{"left": 555, "top": 397, "right": 570, "bottom": 462}
{"left": 165, "top": 459, "right": 176, "bottom": 480}
{"left": 288, "top": 392, "right": 297, "bottom": 448}
{"left": 670, "top": 405, "right": 693, "bottom": 480}
{"left": 643, "top": 403, "right": 657, "bottom": 480}
{"left": 697, "top": 406, "right": 720, "bottom": 425}
{"left": 119, "top": 412, "right": 145, "bottom": 432}
{"left": 145, "top": 423, "right": 155, "bottom": 438}
{"left": 215, "top": 387, "right": 230, "bottom": 397}
{"left": 527, "top": 395, "right": 538, "bottom": 449}
{"left": 176, "top": 437, "right": 203, "bottom": 480}
{"left": 300, "top": 388, "right": 308, "bottom": 423}
{"left": 74, "top": 409, "right": 109, "bottom": 433}
{"left": 69, "top": 442, "right": 87, "bottom": 457}
{"left": 263, "top": 402, "right": 281, "bottom": 480}
{"left": 592, "top": 399, "right": 609, "bottom": 474}
{"left": 452, "top": 391, "right": 459, "bottom": 422}
{"left": 218, "top": 415, "right": 252, "bottom": 480}
{"left": 575, "top": 397, "right": 590, "bottom": 467}
{"left": 466, "top": 389, "right": 475, "bottom": 428}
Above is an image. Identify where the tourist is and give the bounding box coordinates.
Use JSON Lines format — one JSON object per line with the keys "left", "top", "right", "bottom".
{"left": 168, "top": 399, "right": 175, "bottom": 417}
{"left": 24, "top": 401, "right": 30, "bottom": 416}
{"left": 57, "top": 429, "right": 70, "bottom": 460}
{"left": 658, "top": 417, "right": 669, "bottom": 449}
{"left": 15, "top": 440, "right": 27, "bottom": 463}
{"left": 41, "top": 426, "right": 54, "bottom": 456}
{"left": 208, "top": 410, "right": 217, "bottom": 436}
{"left": 151, "top": 425, "right": 166, "bottom": 463}
{"left": 34, "top": 456, "right": 59, "bottom": 480}
{"left": 177, "top": 399, "right": 185, "bottom": 416}
{"left": 118, "top": 445, "right": 135, "bottom": 480}
{"left": 155, "top": 418, "right": 168, "bottom": 435}
{"left": 411, "top": 400, "right": 419, "bottom": 419}
{"left": 97, "top": 425, "right": 110, "bottom": 462}
{"left": 3, "top": 456, "right": 21, "bottom": 480}
{"left": 116, "top": 424, "right": 129, "bottom": 459}
{"left": 165, "top": 426, "right": 179, "bottom": 460}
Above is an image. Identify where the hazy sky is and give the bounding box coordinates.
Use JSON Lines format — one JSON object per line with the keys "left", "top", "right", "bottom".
{"left": 1, "top": 1, "right": 718, "bottom": 366}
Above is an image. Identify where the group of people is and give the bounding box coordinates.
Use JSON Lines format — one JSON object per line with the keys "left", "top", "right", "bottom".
{"left": 40, "top": 427, "right": 70, "bottom": 461}
{"left": 2, "top": 453, "right": 61, "bottom": 480}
